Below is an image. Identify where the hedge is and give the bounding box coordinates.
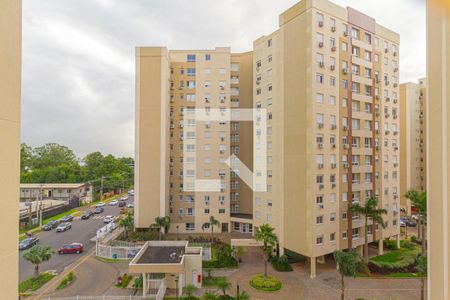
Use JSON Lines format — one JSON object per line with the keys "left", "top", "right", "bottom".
{"left": 249, "top": 274, "right": 282, "bottom": 292}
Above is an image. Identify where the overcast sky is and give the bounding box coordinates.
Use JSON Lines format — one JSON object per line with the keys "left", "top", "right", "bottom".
{"left": 22, "top": 0, "right": 425, "bottom": 158}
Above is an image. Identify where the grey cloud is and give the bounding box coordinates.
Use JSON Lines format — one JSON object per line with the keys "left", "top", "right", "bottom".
{"left": 22, "top": 0, "right": 425, "bottom": 158}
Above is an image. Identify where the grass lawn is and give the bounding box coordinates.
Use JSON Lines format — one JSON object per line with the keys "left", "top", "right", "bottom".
{"left": 202, "top": 276, "right": 227, "bottom": 287}
{"left": 96, "top": 257, "right": 131, "bottom": 264}
{"left": 370, "top": 248, "right": 409, "bottom": 263}
{"left": 19, "top": 272, "right": 55, "bottom": 293}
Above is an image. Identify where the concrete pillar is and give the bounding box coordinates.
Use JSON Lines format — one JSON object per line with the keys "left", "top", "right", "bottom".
{"left": 378, "top": 238, "right": 384, "bottom": 255}
{"left": 178, "top": 273, "right": 183, "bottom": 297}
{"left": 279, "top": 247, "right": 285, "bottom": 256}
{"left": 356, "top": 245, "right": 363, "bottom": 257}
{"left": 310, "top": 257, "right": 316, "bottom": 279}
{"left": 142, "top": 273, "right": 147, "bottom": 297}
{"left": 396, "top": 234, "right": 401, "bottom": 249}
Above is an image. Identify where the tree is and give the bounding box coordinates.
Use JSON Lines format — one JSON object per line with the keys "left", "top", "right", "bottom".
{"left": 183, "top": 284, "right": 197, "bottom": 300}
{"left": 202, "top": 290, "right": 218, "bottom": 300}
{"left": 32, "top": 143, "right": 77, "bottom": 169}
{"left": 255, "top": 224, "right": 278, "bottom": 278}
{"left": 216, "top": 278, "right": 231, "bottom": 296}
{"left": 405, "top": 189, "right": 427, "bottom": 255}
{"left": 23, "top": 245, "right": 54, "bottom": 279}
{"left": 334, "top": 250, "right": 366, "bottom": 300}
{"left": 235, "top": 246, "right": 245, "bottom": 263}
{"left": 350, "top": 197, "right": 387, "bottom": 264}
{"left": 237, "top": 291, "right": 250, "bottom": 300}
{"left": 20, "top": 143, "right": 34, "bottom": 173}
{"left": 416, "top": 256, "right": 427, "bottom": 300}
{"left": 119, "top": 214, "right": 134, "bottom": 239}
{"left": 151, "top": 216, "right": 170, "bottom": 240}
{"left": 202, "top": 216, "right": 220, "bottom": 237}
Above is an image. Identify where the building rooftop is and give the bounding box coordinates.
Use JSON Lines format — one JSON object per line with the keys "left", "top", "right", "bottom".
{"left": 20, "top": 183, "right": 89, "bottom": 189}
{"left": 136, "top": 245, "right": 186, "bottom": 264}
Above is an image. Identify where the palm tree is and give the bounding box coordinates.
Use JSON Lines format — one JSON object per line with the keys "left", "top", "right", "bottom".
{"left": 405, "top": 189, "right": 427, "bottom": 255}
{"left": 216, "top": 278, "right": 231, "bottom": 296}
{"left": 237, "top": 291, "right": 250, "bottom": 300}
{"left": 23, "top": 245, "right": 54, "bottom": 279}
{"left": 202, "top": 290, "right": 218, "bottom": 300}
{"left": 334, "top": 250, "right": 363, "bottom": 300}
{"left": 416, "top": 256, "right": 427, "bottom": 300}
{"left": 202, "top": 216, "right": 220, "bottom": 237}
{"left": 150, "top": 216, "right": 170, "bottom": 240}
{"left": 350, "top": 197, "right": 387, "bottom": 264}
{"left": 183, "top": 284, "right": 197, "bottom": 300}
{"left": 119, "top": 213, "right": 134, "bottom": 239}
{"left": 255, "top": 224, "right": 278, "bottom": 278}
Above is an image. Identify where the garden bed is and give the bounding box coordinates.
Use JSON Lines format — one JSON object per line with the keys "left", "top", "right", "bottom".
{"left": 368, "top": 246, "right": 421, "bottom": 274}
{"left": 249, "top": 274, "right": 282, "bottom": 292}
{"left": 19, "top": 272, "right": 55, "bottom": 294}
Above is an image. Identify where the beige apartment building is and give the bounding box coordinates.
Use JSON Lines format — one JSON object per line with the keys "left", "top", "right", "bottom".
{"left": 135, "top": 0, "right": 400, "bottom": 277}
{"left": 427, "top": 0, "right": 450, "bottom": 298}
{"left": 0, "top": 0, "right": 21, "bottom": 299}
{"left": 399, "top": 79, "right": 426, "bottom": 215}
{"left": 135, "top": 47, "right": 254, "bottom": 234}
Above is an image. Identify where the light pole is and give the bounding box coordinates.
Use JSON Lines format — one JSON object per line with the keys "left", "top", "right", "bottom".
{"left": 39, "top": 184, "right": 43, "bottom": 227}
{"left": 236, "top": 279, "right": 240, "bottom": 300}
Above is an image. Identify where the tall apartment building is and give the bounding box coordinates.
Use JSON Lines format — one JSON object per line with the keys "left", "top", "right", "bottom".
{"left": 135, "top": 0, "right": 400, "bottom": 277}
{"left": 399, "top": 79, "right": 426, "bottom": 215}
{"left": 135, "top": 47, "right": 254, "bottom": 234}
{"left": 0, "top": 0, "right": 21, "bottom": 298}
{"left": 427, "top": 0, "right": 450, "bottom": 298}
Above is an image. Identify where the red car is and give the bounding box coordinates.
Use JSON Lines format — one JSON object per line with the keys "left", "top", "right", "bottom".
{"left": 58, "top": 243, "right": 84, "bottom": 254}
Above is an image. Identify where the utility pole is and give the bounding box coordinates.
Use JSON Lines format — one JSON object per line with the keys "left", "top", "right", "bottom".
{"left": 100, "top": 175, "right": 105, "bottom": 201}
{"left": 122, "top": 177, "right": 125, "bottom": 194}
{"left": 39, "top": 184, "right": 43, "bottom": 227}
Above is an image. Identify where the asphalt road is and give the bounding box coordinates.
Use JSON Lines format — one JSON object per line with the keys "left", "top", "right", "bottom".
{"left": 19, "top": 195, "right": 134, "bottom": 281}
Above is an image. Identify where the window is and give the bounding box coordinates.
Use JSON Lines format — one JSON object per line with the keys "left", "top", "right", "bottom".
{"left": 316, "top": 93, "right": 324, "bottom": 104}
{"left": 316, "top": 73, "right": 324, "bottom": 84}
{"left": 268, "top": 39, "right": 272, "bottom": 47}
{"left": 219, "top": 209, "right": 226, "bottom": 214}
{"left": 187, "top": 54, "right": 196, "bottom": 62}
{"left": 186, "top": 94, "right": 196, "bottom": 102}
{"left": 205, "top": 54, "right": 211, "bottom": 61}
{"left": 329, "top": 95, "right": 336, "bottom": 105}
{"left": 330, "top": 76, "right": 336, "bottom": 86}
{"left": 351, "top": 28, "right": 359, "bottom": 39}
{"left": 186, "top": 223, "right": 195, "bottom": 231}
{"left": 330, "top": 213, "right": 336, "bottom": 222}
{"left": 342, "top": 231, "right": 348, "bottom": 239}
{"left": 316, "top": 235, "right": 324, "bottom": 245}
{"left": 316, "top": 215, "right": 324, "bottom": 224}
{"left": 330, "top": 232, "right": 336, "bottom": 242}
{"left": 342, "top": 41, "right": 348, "bottom": 52}
{"left": 365, "top": 32, "right": 372, "bottom": 44}
{"left": 268, "top": 55, "right": 273, "bottom": 62}
{"left": 186, "top": 208, "right": 194, "bottom": 216}
{"left": 316, "top": 12, "right": 324, "bottom": 23}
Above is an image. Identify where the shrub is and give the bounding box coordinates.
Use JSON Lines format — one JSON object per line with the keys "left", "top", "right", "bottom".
{"left": 249, "top": 274, "right": 282, "bottom": 292}
{"left": 19, "top": 272, "right": 55, "bottom": 293}
{"left": 132, "top": 274, "right": 143, "bottom": 289}
{"left": 270, "top": 255, "right": 293, "bottom": 272}
{"left": 56, "top": 272, "right": 74, "bottom": 290}
{"left": 384, "top": 239, "right": 398, "bottom": 250}
{"left": 126, "top": 230, "right": 159, "bottom": 242}
{"left": 369, "top": 247, "right": 420, "bottom": 273}
{"left": 411, "top": 235, "right": 418, "bottom": 243}
{"left": 203, "top": 241, "right": 238, "bottom": 268}
{"left": 400, "top": 240, "right": 415, "bottom": 249}
{"left": 119, "top": 273, "right": 133, "bottom": 288}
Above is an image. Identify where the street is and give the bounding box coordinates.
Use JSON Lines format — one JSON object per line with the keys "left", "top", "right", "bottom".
{"left": 19, "top": 195, "right": 133, "bottom": 281}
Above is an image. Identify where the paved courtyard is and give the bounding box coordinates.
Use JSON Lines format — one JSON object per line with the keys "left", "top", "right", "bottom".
{"left": 201, "top": 247, "right": 423, "bottom": 300}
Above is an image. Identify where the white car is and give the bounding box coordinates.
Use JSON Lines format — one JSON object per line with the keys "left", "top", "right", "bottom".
{"left": 128, "top": 189, "right": 134, "bottom": 195}
{"left": 120, "top": 195, "right": 128, "bottom": 201}
{"left": 96, "top": 202, "right": 106, "bottom": 207}
{"left": 127, "top": 203, "right": 134, "bottom": 208}
{"left": 109, "top": 200, "right": 118, "bottom": 206}
{"left": 104, "top": 215, "right": 114, "bottom": 223}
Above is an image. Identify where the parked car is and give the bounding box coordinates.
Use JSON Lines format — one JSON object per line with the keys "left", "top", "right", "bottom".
{"left": 109, "top": 200, "right": 118, "bottom": 206}
{"left": 127, "top": 203, "right": 134, "bottom": 208}
{"left": 399, "top": 220, "right": 406, "bottom": 227}
{"left": 128, "top": 190, "right": 134, "bottom": 195}
{"left": 118, "top": 201, "right": 126, "bottom": 207}
{"left": 120, "top": 195, "right": 128, "bottom": 201}
{"left": 81, "top": 211, "right": 94, "bottom": 220}
{"left": 94, "top": 207, "right": 104, "bottom": 214}
{"left": 127, "top": 249, "right": 139, "bottom": 258}
{"left": 19, "top": 237, "right": 39, "bottom": 250}
{"left": 406, "top": 220, "right": 417, "bottom": 227}
{"left": 58, "top": 243, "right": 84, "bottom": 254}
{"left": 42, "top": 220, "right": 59, "bottom": 231}
{"left": 103, "top": 215, "right": 114, "bottom": 224}
{"left": 96, "top": 202, "right": 106, "bottom": 207}
{"left": 56, "top": 222, "right": 72, "bottom": 232}
{"left": 59, "top": 215, "right": 74, "bottom": 223}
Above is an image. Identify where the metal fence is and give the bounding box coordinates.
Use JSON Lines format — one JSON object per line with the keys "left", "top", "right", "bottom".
{"left": 146, "top": 279, "right": 166, "bottom": 300}
{"left": 96, "top": 243, "right": 142, "bottom": 260}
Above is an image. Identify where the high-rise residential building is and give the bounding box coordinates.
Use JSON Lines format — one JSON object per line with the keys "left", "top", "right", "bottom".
{"left": 0, "top": 0, "right": 21, "bottom": 298}
{"left": 135, "top": 0, "right": 400, "bottom": 277}
{"left": 399, "top": 79, "right": 426, "bottom": 215}
{"left": 135, "top": 47, "right": 254, "bottom": 234}
{"left": 427, "top": 0, "right": 450, "bottom": 298}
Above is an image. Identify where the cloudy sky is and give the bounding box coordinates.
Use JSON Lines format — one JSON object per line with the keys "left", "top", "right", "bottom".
{"left": 22, "top": 0, "right": 425, "bottom": 158}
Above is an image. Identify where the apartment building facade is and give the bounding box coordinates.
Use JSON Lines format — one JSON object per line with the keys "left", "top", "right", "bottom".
{"left": 427, "top": 0, "right": 450, "bottom": 298}
{"left": 135, "top": 47, "right": 254, "bottom": 234}
{"left": 135, "top": 0, "right": 400, "bottom": 277}
{"left": 0, "top": 0, "right": 21, "bottom": 298}
{"left": 399, "top": 79, "right": 426, "bottom": 215}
